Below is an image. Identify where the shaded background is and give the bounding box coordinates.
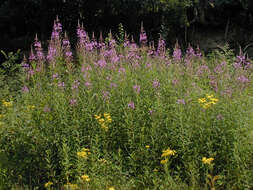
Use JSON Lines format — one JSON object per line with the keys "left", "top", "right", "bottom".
{"left": 1, "top": 0, "right": 253, "bottom": 61}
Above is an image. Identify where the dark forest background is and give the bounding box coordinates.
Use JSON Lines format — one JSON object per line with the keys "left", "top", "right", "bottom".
{"left": 1, "top": 0, "right": 253, "bottom": 58}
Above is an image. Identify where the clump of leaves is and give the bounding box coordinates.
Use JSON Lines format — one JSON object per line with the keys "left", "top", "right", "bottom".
{"left": 0, "top": 49, "right": 23, "bottom": 98}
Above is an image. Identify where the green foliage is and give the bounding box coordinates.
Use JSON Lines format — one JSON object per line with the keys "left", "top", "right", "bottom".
{"left": 0, "top": 39, "right": 252, "bottom": 189}
{"left": 115, "top": 23, "right": 125, "bottom": 46}
{"left": 0, "top": 50, "right": 23, "bottom": 99}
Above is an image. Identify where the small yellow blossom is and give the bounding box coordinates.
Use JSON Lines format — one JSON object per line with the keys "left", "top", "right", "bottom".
{"left": 109, "top": 187, "right": 115, "bottom": 190}
{"left": 202, "top": 102, "right": 212, "bottom": 109}
{"left": 77, "top": 147, "right": 90, "bottom": 159}
{"left": 95, "top": 113, "right": 112, "bottom": 131}
{"left": 160, "top": 158, "right": 168, "bottom": 164}
{"left": 77, "top": 151, "right": 88, "bottom": 159}
{"left": 94, "top": 114, "right": 101, "bottom": 119}
{"left": 209, "top": 98, "right": 218, "bottom": 103}
{"left": 198, "top": 98, "right": 206, "bottom": 103}
{"left": 2, "top": 100, "right": 12, "bottom": 107}
{"left": 153, "top": 168, "right": 158, "bottom": 172}
{"left": 202, "top": 157, "right": 214, "bottom": 165}
{"left": 101, "top": 123, "right": 109, "bottom": 131}
{"left": 206, "top": 94, "right": 214, "bottom": 99}
{"left": 161, "top": 147, "right": 176, "bottom": 157}
{"left": 98, "top": 118, "right": 105, "bottom": 123}
{"left": 145, "top": 145, "right": 150, "bottom": 149}
{"left": 104, "top": 113, "right": 110, "bottom": 118}
{"left": 199, "top": 95, "right": 218, "bottom": 109}
{"left": 81, "top": 174, "right": 90, "bottom": 182}
{"left": 44, "top": 181, "right": 53, "bottom": 188}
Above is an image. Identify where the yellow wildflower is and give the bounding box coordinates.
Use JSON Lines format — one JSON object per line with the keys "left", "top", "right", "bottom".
{"left": 81, "top": 174, "right": 90, "bottom": 182}
{"left": 109, "top": 187, "right": 115, "bottom": 190}
{"left": 2, "top": 100, "right": 12, "bottom": 107}
{"left": 202, "top": 102, "right": 212, "bottom": 109}
{"left": 104, "top": 113, "right": 110, "bottom": 118}
{"left": 145, "top": 145, "right": 150, "bottom": 149}
{"left": 98, "top": 118, "right": 105, "bottom": 123}
{"left": 210, "top": 98, "right": 218, "bottom": 103}
{"left": 206, "top": 94, "right": 214, "bottom": 99}
{"left": 44, "top": 181, "right": 53, "bottom": 188}
{"left": 77, "top": 151, "right": 88, "bottom": 159}
{"left": 198, "top": 98, "right": 206, "bottom": 103}
{"left": 107, "top": 118, "right": 112, "bottom": 123}
{"left": 101, "top": 123, "right": 109, "bottom": 131}
{"left": 160, "top": 158, "right": 168, "bottom": 164}
{"left": 77, "top": 148, "right": 90, "bottom": 159}
{"left": 161, "top": 147, "right": 176, "bottom": 157}
{"left": 202, "top": 157, "right": 214, "bottom": 165}
{"left": 153, "top": 168, "right": 158, "bottom": 172}
{"left": 94, "top": 114, "right": 101, "bottom": 120}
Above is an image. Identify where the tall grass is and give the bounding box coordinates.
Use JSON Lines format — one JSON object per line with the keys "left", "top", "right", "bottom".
{"left": 0, "top": 18, "right": 252, "bottom": 190}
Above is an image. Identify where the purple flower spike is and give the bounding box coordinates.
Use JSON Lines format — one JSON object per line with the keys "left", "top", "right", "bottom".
{"left": 173, "top": 41, "right": 182, "bottom": 62}
{"left": 139, "top": 22, "right": 147, "bottom": 46}
{"left": 186, "top": 44, "right": 195, "bottom": 59}
{"left": 157, "top": 35, "right": 166, "bottom": 57}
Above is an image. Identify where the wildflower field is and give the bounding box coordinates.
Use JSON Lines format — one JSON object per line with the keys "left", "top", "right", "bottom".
{"left": 0, "top": 18, "right": 253, "bottom": 190}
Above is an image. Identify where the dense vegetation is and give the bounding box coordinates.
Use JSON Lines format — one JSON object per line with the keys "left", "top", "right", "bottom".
{"left": 0, "top": 18, "right": 252, "bottom": 190}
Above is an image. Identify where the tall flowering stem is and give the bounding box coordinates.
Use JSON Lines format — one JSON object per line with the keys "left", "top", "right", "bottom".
{"left": 62, "top": 32, "right": 73, "bottom": 70}
{"left": 173, "top": 41, "right": 182, "bottom": 62}
{"left": 156, "top": 34, "right": 166, "bottom": 57}
{"left": 47, "top": 16, "right": 63, "bottom": 67}
{"left": 139, "top": 22, "right": 147, "bottom": 47}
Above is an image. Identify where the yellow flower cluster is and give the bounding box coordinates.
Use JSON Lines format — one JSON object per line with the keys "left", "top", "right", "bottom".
{"left": 2, "top": 100, "right": 12, "bottom": 107}
{"left": 81, "top": 174, "right": 90, "bottom": 182}
{"left": 64, "top": 183, "right": 78, "bottom": 190}
{"left": 160, "top": 147, "right": 176, "bottom": 164}
{"left": 44, "top": 181, "right": 53, "bottom": 188}
{"left": 202, "top": 157, "right": 214, "bottom": 165}
{"left": 94, "top": 113, "right": 112, "bottom": 131}
{"left": 77, "top": 148, "right": 91, "bottom": 159}
{"left": 198, "top": 94, "right": 218, "bottom": 109}
{"left": 109, "top": 187, "right": 115, "bottom": 190}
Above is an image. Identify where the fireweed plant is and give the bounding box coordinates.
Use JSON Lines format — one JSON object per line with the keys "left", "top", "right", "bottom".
{"left": 0, "top": 18, "right": 253, "bottom": 190}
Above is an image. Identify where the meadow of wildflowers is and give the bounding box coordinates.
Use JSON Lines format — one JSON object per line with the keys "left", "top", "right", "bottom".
{"left": 0, "top": 18, "right": 252, "bottom": 190}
